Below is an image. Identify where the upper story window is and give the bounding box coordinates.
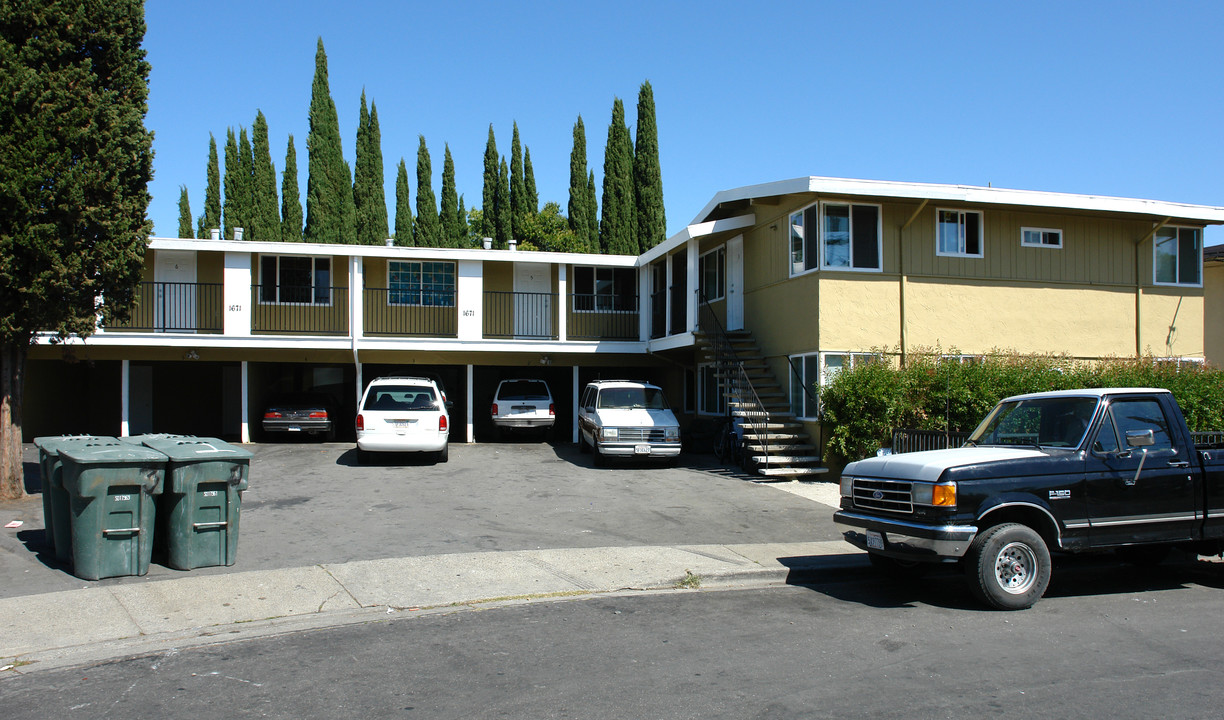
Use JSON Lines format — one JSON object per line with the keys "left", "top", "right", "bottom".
{"left": 573, "top": 266, "right": 636, "bottom": 312}
{"left": 259, "top": 255, "right": 331, "bottom": 305}
{"left": 937, "top": 209, "right": 983, "bottom": 258}
{"left": 790, "top": 205, "right": 818, "bottom": 275}
{"left": 1021, "top": 227, "right": 1062, "bottom": 249}
{"left": 1154, "top": 226, "right": 1202, "bottom": 286}
{"left": 822, "top": 203, "right": 882, "bottom": 271}
{"left": 388, "top": 260, "right": 455, "bottom": 307}
{"left": 699, "top": 245, "right": 726, "bottom": 301}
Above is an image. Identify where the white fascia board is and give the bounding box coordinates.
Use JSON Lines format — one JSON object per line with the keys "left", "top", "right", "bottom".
{"left": 147, "top": 237, "right": 638, "bottom": 266}
{"left": 688, "top": 176, "right": 1224, "bottom": 226}
{"left": 356, "top": 338, "right": 648, "bottom": 354}
{"left": 647, "top": 332, "right": 695, "bottom": 353}
{"left": 638, "top": 214, "right": 757, "bottom": 265}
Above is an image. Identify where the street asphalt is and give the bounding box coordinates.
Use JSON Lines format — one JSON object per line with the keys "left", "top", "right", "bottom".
{"left": 0, "top": 440, "right": 861, "bottom": 675}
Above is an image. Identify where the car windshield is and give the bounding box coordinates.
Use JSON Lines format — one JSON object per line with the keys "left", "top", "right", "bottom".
{"left": 597, "top": 387, "right": 669, "bottom": 410}
{"left": 498, "top": 381, "right": 550, "bottom": 401}
{"left": 363, "top": 386, "right": 438, "bottom": 412}
{"left": 969, "top": 396, "right": 1099, "bottom": 448}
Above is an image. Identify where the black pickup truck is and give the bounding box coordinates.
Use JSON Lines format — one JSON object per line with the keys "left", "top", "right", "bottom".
{"left": 834, "top": 388, "right": 1224, "bottom": 610}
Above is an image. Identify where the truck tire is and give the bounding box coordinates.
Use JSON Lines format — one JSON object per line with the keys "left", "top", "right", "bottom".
{"left": 868, "top": 552, "right": 931, "bottom": 579}
{"left": 964, "top": 523, "right": 1051, "bottom": 610}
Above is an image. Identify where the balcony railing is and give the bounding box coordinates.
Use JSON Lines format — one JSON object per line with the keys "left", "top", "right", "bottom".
{"left": 568, "top": 294, "right": 639, "bottom": 340}
{"left": 105, "top": 281, "right": 224, "bottom": 333}
{"left": 649, "top": 289, "right": 666, "bottom": 339}
{"left": 484, "top": 291, "right": 557, "bottom": 339}
{"left": 363, "top": 288, "right": 457, "bottom": 337}
{"left": 252, "top": 285, "right": 349, "bottom": 335}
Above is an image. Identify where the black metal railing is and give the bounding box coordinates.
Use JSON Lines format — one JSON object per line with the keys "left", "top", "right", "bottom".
{"left": 483, "top": 291, "right": 557, "bottom": 339}
{"left": 890, "top": 429, "right": 973, "bottom": 454}
{"left": 251, "top": 285, "right": 349, "bottom": 335}
{"left": 568, "top": 293, "right": 639, "bottom": 340}
{"left": 363, "top": 288, "right": 457, "bottom": 337}
{"left": 105, "top": 281, "right": 224, "bottom": 333}
{"left": 699, "top": 293, "right": 771, "bottom": 471}
{"left": 669, "top": 283, "right": 687, "bottom": 335}
{"left": 649, "top": 289, "right": 667, "bottom": 339}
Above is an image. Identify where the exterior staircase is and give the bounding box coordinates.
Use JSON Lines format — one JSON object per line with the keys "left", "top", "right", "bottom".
{"left": 694, "top": 316, "right": 827, "bottom": 479}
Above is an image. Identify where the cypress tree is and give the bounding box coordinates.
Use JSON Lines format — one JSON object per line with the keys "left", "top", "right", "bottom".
{"left": 413, "top": 136, "right": 441, "bottom": 247}
{"left": 304, "top": 37, "right": 355, "bottom": 243}
{"left": 510, "top": 122, "right": 526, "bottom": 241}
{"left": 457, "top": 195, "right": 469, "bottom": 247}
{"left": 354, "top": 92, "right": 389, "bottom": 245}
{"left": 496, "top": 158, "right": 511, "bottom": 246}
{"left": 367, "top": 103, "right": 388, "bottom": 242}
{"left": 633, "top": 80, "right": 665, "bottom": 252}
{"left": 524, "top": 147, "right": 538, "bottom": 217}
{"left": 586, "top": 170, "right": 598, "bottom": 252}
{"left": 481, "top": 125, "right": 499, "bottom": 246}
{"left": 251, "top": 110, "right": 279, "bottom": 242}
{"left": 177, "top": 186, "right": 193, "bottom": 238}
{"left": 599, "top": 98, "right": 637, "bottom": 254}
{"left": 567, "top": 116, "right": 589, "bottom": 249}
{"left": 281, "top": 135, "right": 303, "bottom": 241}
{"left": 222, "top": 128, "right": 243, "bottom": 240}
{"left": 394, "top": 158, "right": 413, "bottom": 246}
{"left": 238, "top": 127, "right": 254, "bottom": 236}
{"left": 198, "top": 134, "right": 221, "bottom": 238}
{"left": 440, "top": 144, "right": 459, "bottom": 248}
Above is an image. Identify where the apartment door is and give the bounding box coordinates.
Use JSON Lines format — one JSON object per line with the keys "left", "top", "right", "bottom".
{"left": 154, "top": 250, "right": 197, "bottom": 332}
{"left": 514, "top": 262, "right": 552, "bottom": 338}
{"left": 726, "top": 235, "right": 744, "bottom": 330}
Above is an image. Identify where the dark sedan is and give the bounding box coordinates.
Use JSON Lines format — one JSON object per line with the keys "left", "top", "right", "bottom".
{"left": 261, "top": 392, "right": 338, "bottom": 441}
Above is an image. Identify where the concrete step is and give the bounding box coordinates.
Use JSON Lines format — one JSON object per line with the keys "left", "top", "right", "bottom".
{"left": 757, "top": 466, "right": 830, "bottom": 477}
{"left": 748, "top": 455, "right": 823, "bottom": 464}
{"left": 741, "top": 432, "right": 808, "bottom": 442}
{"left": 743, "top": 442, "right": 816, "bottom": 453}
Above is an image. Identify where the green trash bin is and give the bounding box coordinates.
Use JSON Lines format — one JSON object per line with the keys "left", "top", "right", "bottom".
{"left": 140, "top": 436, "right": 251, "bottom": 570}
{"left": 32, "top": 435, "right": 111, "bottom": 565}
{"left": 59, "top": 441, "right": 166, "bottom": 581}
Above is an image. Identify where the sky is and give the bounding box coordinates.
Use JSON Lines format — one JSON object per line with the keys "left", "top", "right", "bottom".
{"left": 143, "top": 0, "right": 1224, "bottom": 247}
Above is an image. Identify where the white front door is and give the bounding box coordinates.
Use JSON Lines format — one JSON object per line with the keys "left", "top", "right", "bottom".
{"left": 726, "top": 235, "right": 744, "bottom": 330}
{"left": 153, "top": 250, "right": 197, "bottom": 332}
{"left": 514, "top": 262, "right": 552, "bottom": 338}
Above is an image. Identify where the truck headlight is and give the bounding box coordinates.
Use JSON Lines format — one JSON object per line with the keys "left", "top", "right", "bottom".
{"left": 601, "top": 427, "right": 619, "bottom": 440}
{"left": 840, "top": 475, "right": 855, "bottom": 497}
{"left": 663, "top": 426, "right": 679, "bottom": 441}
{"left": 912, "top": 482, "right": 956, "bottom": 508}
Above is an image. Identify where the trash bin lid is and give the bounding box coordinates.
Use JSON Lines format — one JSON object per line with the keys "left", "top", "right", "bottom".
{"left": 33, "top": 435, "right": 115, "bottom": 456}
{"left": 59, "top": 441, "right": 167, "bottom": 465}
{"left": 118, "top": 433, "right": 192, "bottom": 445}
{"left": 139, "top": 437, "right": 253, "bottom": 462}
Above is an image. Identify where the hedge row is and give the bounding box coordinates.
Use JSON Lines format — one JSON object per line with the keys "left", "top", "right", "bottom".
{"left": 818, "top": 350, "right": 1224, "bottom": 463}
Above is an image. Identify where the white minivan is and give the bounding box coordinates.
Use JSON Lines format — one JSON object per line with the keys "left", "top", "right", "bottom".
{"left": 577, "top": 380, "right": 681, "bottom": 466}
{"left": 491, "top": 379, "right": 555, "bottom": 439}
{"left": 356, "top": 376, "right": 450, "bottom": 464}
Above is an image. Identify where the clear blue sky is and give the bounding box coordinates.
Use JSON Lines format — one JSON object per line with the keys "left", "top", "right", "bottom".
{"left": 143, "top": 0, "right": 1224, "bottom": 247}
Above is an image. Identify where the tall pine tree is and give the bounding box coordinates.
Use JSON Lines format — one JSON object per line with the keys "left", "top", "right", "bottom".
{"left": 481, "top": 125, "right": 499, "bottom": 247}
{"left": 177, "top": 186, "right": 193, "bottom": 238}
{"left": 633, "top": 80, "right": 665, "bottom": 252}
{"left": 586, "top": 170, "right": 598, "bottom": 252}
{"left": 354, "top": 91, "right": 389, "bottom": 245}
{"left": 413, "top": 136, "right": 441, "bottom": 247}
{"left": 304, "top": 37, "right": 355, "bottom": 243}
{"left": 599, "top": 98, "right": 637, "bottom": 254}
{"left": 457, "top": 195, "right": 469, "bottom": 247}
{"left": 510, "top": 122, "right": 526, "bottom": 241}
{"left": 251, "top": 110, "right": 279, "bottom": 242}
{"left": 440, "top": 144, "right": 459, "bottom": 248}
{"left": 394, "top": 158, "right": 413, "bottom": 246}
{"left": 238, "top": 127, "right": 255, "bottom": 237}
{"left": 197, "top": 134, "right": 221, "bottom": 238}
{"left": 281, "top": 135, "right": 303, "bottom": 241}
{"left": 567, "top": 116, "right": 590, "bottom": 251}
{"left": 222, "top": 128, "right": 245, "bottom": 240}
{"left": 524, "top": 148, "right": 538, "bottom": 217}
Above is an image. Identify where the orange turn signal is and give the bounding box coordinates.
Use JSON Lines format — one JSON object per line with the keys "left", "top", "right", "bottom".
{"left": 932, "top": 484, "right": 957, "bottom": 507}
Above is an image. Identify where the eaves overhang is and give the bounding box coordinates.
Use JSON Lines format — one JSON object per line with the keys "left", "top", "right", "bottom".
{"left": 637, "top": 213, "right": 757, "bottom": 266}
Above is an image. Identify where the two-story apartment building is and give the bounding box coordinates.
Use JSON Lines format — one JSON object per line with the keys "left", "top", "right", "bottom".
{"left": 27, "top": 176, "right": 1224, "bottom": 472}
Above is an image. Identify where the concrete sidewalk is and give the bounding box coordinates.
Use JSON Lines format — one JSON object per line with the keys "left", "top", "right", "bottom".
{"left": 1, "top": 539, "right": 863, "bottom": 675}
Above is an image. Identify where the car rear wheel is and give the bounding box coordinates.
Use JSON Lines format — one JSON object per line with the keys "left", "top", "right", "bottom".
{"left": 437, "top": 443, "right": 449, "bottom": 463}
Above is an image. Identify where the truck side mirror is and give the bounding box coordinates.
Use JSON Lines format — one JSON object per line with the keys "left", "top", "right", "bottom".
{"left": 1125, "top": 429, "right": 1155, "bottom": 448}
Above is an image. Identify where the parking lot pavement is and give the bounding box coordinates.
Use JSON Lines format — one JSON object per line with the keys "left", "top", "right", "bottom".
{"left": 1, "top": 441, "right": 845, "bottom": 600}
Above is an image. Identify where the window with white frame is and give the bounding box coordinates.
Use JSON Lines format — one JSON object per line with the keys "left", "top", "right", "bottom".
{"left": 937, "top": 209, "right": 983, "bottom": 257}
{"left": 699, "top": 246, "right": 726, "bottom": 301}
{"left": 259, "top": 255, "right": 331, "bottom": 304}
{"left": 790, "top": 204, "right": 819, "bottom": 275}
{"left": 1021, "top": 227, "right": 1062, "bottom": 248}
{"left": 822, "top": 203, "right": 882, "bottom": 271}
{"left": 697, "top": 363, "right": 726, "bottom": 416}
{"left": 573, "top": 266, "right": 637, "bottom": 312}
{"left": 1154, "top": 226, "right": 1202, "bottom": 286}
{"left": 787, "top": 353, "right": 822, "bottom": 420}
{"left": 388, "top": 261, "right": 455, "bottom": 306}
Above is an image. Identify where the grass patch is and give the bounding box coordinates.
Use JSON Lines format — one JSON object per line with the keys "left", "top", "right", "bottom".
{"left": 676, "top": 570, "right": 701, "bottom": 589}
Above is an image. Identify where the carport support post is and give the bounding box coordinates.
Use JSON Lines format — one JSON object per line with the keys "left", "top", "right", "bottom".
{"left": 240, "top": 361, "right": 250, "bottom": 443}
{"left": 572, "top": 366, "right": 580, "bottom": 443}
{"left": 466, "top": 364, "right": 474, "bottom": 443}
{"left": 120, "top": 359, "right": 130, "bottom": 437}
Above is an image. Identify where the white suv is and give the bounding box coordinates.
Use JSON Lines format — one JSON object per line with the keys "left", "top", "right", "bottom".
{"left": 356, "top": 376, "right": 450, "bottom": 464}
{"left": 577, "top": 380, "right": 681, "bottom": 466}
{"left": 491, "top": 379, "right": 555, "bottom": 439}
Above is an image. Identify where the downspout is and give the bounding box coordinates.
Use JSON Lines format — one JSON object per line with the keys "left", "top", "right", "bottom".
{"left": 898, "top": 200, "right": 929, "bottom": 366}
{"left": 1135, "top": 218, "right": 1171, "bottom": 357}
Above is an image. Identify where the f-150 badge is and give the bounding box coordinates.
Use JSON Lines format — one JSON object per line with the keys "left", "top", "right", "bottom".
{"left": 1049, "top": 489, "right": 1071, "bottom": 500}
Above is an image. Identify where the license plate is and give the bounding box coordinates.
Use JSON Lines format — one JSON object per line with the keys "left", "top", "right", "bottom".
{"left": 390, "top": 419, "right": 417, "bottom": 427}
{"left": 288, "top": 425, "right": 301, "bottom": 432}
{"left": 866, "top": 530, "right": 884, "bottom": 550}
{"left": 634, "top": 444, "right": 651, "bottom": 455}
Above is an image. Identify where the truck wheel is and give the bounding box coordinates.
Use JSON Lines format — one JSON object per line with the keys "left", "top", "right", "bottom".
{"left": 868, "top": 552, "right": 931, "bottom": 579}
{"left": 965, "top": 523, "right": 1051, "bottom": 610}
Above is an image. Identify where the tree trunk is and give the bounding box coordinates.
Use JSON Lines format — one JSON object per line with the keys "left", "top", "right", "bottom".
{"left": 0, "top": 342, "right": 27, "bottom": 500}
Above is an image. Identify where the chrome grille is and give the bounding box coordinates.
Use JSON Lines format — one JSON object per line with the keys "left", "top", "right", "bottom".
{"left": 852, "top": 478, "right": 913, "bottom": 514}
{"left": 616, "top": 427, "right": 668, "bottom": 443}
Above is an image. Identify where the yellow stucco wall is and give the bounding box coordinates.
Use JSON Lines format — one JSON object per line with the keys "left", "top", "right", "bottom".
{"left": 1206, "top": 262, "right": 1224, "bottom": 367}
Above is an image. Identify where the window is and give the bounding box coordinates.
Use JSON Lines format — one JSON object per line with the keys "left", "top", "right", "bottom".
{"left": 388, "top": 261, "right": 456, "bottom": 306}
{"left": 573, "top": 266, "right": 636, "bottom": 312}
{"left": 790, "top": 205, "right": 819, "bottom": 275}
{"left": 697, "top": 363, "right": 726, "bottom": 416}
{"left": 1107, "top": 398, "right": 1173, "bottom": 452}
{"left": 822, "top": 203, "right": 881, "bottom": 271}
{"left": 1154, "top": 226, "right": 1202, "bottom": 286}
{"left": 937, "top": 209, "right": 983, "bottom": 257}
{"left": 1021, "top": 227, "right": 1062, "bottom": 249}
{"left": 699, "top": 246, "right": 725, "bottom": 301}
{"left": 259, "top": 255, "right": 331, "bottom": 304}
{"left": 788, "top": 353, "right": 822, "bottom": 420}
